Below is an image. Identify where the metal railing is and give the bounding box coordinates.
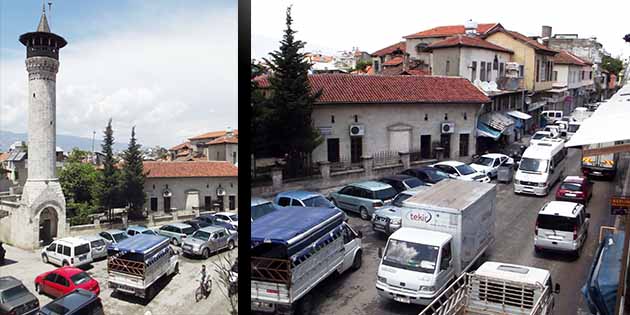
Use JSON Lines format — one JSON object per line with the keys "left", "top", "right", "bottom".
{"left": 373, "top": 150, "right": 401, "bottom": 166}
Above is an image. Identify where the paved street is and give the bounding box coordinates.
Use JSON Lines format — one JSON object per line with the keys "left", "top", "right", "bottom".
{"left": 0, "top": 243, "right": 237, "bottom": 315}
{"left": 307, "top": 146, "right": 622, "bottom": 315}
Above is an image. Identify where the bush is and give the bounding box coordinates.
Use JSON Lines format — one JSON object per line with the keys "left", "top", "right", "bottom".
{"left": 67, "top": 202, "right": 98, "bottom": 226}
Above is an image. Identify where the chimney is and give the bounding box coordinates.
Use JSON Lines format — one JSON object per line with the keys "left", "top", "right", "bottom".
{"left": 464, "top": 19, "right": 478, "bottom": 36}
{"left": 541, "top": 25, "right": 552, "bottom": 38}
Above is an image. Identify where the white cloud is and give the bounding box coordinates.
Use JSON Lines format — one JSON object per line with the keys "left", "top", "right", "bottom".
{"left": 252, "top": 0, "right": 630, "bottom": 59}
{"left": 1, "top": 5, "right": 237, "bottom": 148}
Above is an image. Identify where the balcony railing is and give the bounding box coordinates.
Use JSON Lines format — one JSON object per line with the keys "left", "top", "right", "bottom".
{"left": 496, "top": 76, "right": 525, "bottom": 91}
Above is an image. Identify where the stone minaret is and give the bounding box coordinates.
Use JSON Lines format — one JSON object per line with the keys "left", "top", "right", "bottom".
{"left": 14, "top": 6, "right": 67, "bottom": 248}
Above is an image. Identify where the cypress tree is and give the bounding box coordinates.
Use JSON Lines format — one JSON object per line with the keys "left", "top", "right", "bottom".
{"left": 98, "top": 119, "right": 121, "bottom": 223}
{"left": 122, "top": 126, "right": 146, "bottom": 218}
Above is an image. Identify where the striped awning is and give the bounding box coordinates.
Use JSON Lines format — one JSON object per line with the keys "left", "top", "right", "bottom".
{"left": 477, "top": 121, "right": 502, "bottom": 139}
{"left": 479, "top": 112, "right": 515, "bottom": 132}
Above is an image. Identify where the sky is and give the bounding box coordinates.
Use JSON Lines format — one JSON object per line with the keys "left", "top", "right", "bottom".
{"left": 0, "top": 0, "right": 237, "bottom": 148}
{"left": 252, "top": 0, "right": 630, "bottom": 61}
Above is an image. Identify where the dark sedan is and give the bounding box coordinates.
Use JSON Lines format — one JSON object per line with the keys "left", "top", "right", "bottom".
{"left": 0, "top": 276, "right": 39, "bottom": 315}
{"left": 377, "top": 174, "right": 426, "bottom": 193}
{"left": 400, "top": 166, "right": 450, "bottom": 185}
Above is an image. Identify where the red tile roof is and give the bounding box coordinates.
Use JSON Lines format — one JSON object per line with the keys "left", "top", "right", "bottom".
{"left": 143, "top": 161, "right": 238, "bottom": 178}
{"left": 189, "top": 129, "right": 238, "bottom": 141}
{"left": 0, "top": 152, "right": 9, "bottom": 162}
{"left": 309, "top": 74, "right": 489, "bottom": 104}
{"left": 404, "top": 23, "right": 497, "bottom": 39}
{"left": 400, "top": 69, "right": 430, "bottom": 76}
{"left": 169, "top": 142, "right": 191, "bottom": 151}
{"left": 207, "top": 136, "right": 238, "bottom": 145}
{"left": 371, "top": 41, "right": 406, "bottom": 57}
{"left": 382, "top": 56, "right": 404, "bottom": 66}
{"left": 554, "top": 50, "right": 588, "bottom": 66}
{"left": 427, "top": 35, "right": 513, "bottom": 53}
{"left": 484, "top": 29, "right": 557, "bottom": 54}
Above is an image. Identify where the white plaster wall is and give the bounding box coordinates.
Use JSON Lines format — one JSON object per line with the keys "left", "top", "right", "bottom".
{"left": 144, "top": 176, "right": 238, "bottom": 211}
{"left": 458, "top": 48, "right": 512, "bottom": 82}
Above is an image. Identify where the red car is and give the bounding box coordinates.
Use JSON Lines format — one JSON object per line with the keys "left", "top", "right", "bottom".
{"left": 34, "top": 266, "right": 100, "bottom": 298}
{"left": 555, "top": 175, "right": 593, "bottom": 204}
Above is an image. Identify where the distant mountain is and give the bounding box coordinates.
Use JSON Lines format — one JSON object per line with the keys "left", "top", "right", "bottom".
{"left": 0, "top": 130, "right": 127, "bottom": 153}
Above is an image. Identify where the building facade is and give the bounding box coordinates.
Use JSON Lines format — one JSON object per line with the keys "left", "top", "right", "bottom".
{"left": 549, "top": 50, "right": 594, "bottom": 114}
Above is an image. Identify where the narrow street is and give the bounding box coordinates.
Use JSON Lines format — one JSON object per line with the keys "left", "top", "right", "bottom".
{"left": 306, "top": 146, "right": 622, "bottom": 315}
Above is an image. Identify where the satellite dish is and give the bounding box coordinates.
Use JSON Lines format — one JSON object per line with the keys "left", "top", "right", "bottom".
{"left": 474, "top": 79, "right": 482, "bottom": 86}
{"left": 480, "top": 81, "right": 490, "bottom": 91}
{"left": 488, "top": 81, "right": 498, "bottom": 91}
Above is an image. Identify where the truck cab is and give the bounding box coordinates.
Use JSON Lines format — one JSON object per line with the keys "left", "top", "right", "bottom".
{"left": 376, "top": 228, "right": 454, "bottom": 305}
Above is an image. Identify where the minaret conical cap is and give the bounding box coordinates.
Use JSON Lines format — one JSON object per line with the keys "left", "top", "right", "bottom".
{"left": 37, "top": 6, "right": 50, "bottom": 32}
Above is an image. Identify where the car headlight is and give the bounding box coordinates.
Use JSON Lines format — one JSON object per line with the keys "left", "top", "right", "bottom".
{"left": 419, "top": 285, "right": 435, "bottom": 292}
{"left": 377, "top": 276, "right": 387, "bottom": 283}
{"left": 390, "top": 218, "right": 401, "bottom": 225}
{"left": 514, "top": 179, "right": 520, "bottom": 185}
{"left": 538, "top": 182, "right": 546, "bottom": 187}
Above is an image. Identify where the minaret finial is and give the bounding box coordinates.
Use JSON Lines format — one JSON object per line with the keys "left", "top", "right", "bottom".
{"left": 37, "top": 2, "right": 51, "bottom": 33}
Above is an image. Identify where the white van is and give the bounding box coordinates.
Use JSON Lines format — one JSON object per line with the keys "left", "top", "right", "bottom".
{"left": 40, "top": 237, "right": 93, "bottom": 267}
{"left": 534, "top": 201, "right": 590, "bottom": 257}
{"left": 542, "top": 110, "right": 563, "bottom": 121}
{"left": 514, "top": 138, "right": 566, "bottom": 196}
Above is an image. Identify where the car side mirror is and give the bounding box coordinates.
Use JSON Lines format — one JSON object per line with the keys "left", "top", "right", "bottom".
{"left": 585, "top": 213, "right": 591, "bottom": 219}
{"left": 554, "top": 283, "right": 561, "bottom": 293}
{"left": 378, "top": 247, "right": 383, "bottom": 258}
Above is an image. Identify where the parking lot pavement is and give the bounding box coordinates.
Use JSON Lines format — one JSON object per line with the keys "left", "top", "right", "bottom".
{"left": 0, "top": 243, "right": 237, "bottom": 315}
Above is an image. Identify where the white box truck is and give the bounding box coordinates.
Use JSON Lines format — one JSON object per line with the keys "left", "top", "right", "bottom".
{"left": 251, "top": 206, "right": 363, "bottom": 314}
{"left": 375, "top": 179, "right": 496, "bottom": 305}
{"left": 419, "top": 261, "right": 559, "bottom": 315}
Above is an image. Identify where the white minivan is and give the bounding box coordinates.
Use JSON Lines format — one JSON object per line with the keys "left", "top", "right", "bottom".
{"left": 40, "top": 237, "right": 93, "bottom": 267}
{"left": 514, "top": 138, "right": 566, "bottom": 196}
{"left": 534, "top": 201, "right": 590, "bottom": 257}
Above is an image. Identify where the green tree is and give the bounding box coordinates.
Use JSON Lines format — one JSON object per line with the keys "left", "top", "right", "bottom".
{"left": 354, "top": 59, "right": 371, "bottom": 72}
{"left": 66, "top": 148, "right": 89, "bottom": 164}
{"left": 121, "top": 126, "right": 146, "bottom": 219}
{"left": 263, "top": 6, "right": 323, "bottom": 173}
{"left": 602, "top": 55, "right": 624, "bottom": 76}
{"left": 251, "top": 61, "right": 269, "bottom": 158}
{"left": 97, "top": 119, "right": 122, "bottom": 222}
{"left": 59, "top": 162, "right": 100, "bottom": 204}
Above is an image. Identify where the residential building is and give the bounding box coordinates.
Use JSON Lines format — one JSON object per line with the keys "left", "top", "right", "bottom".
{"left": 549, "top": 50, "right": 594, "bottom": 114}
{"left": 170, "top": 128, "right": 238, "bottom": 163}
{"left": 143, "top": 161, "right": 238, "bottom": 213}
{"left": 371, "top": 41, "right": 406, "bottom": 74}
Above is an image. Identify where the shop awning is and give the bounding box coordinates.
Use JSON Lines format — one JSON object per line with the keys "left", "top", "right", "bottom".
{"left": 479, "top": 112, "right": 515, "bottom": 132}
{"left": 506, "top": 110, "right": 532, "bottom": 120}
{"left": 527, "top": 101, "right": 547, "bottom": 112}
{"left": 549, "top": 87, "right": 568, "bottom": 93}
{"left": 477, "top": 121, "right": 502, "bottom": 139}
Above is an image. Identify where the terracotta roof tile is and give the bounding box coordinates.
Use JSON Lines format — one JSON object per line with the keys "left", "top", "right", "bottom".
{"left": 484, "top": 29, "right": 557, "bottom": 54}
{"left": 404, "top": 23, "right": 497, "bottom": 39}
{"left": 207, "top": 136, "right": 238, "bottom": 145}
{"left": 309, "top": 74, "right": 489, "bottom": 104}
{"left": 0, "top": 152, "right": 9, "bottom": 162}
{"left": 427, "top": 35, "right": 513, "bottom": 53}
{"left": 143, "top": 161, "right": 238, "bottom": 178}
{"left": 169, "top": 142, "right": 191, "bottom": 151}
{"left": 400, "top": 69, "right": 430, "bottom": 76}
{"left": 371, "top": 41, "right": 406, "bottom": 57}
{"left": 382, "top": 56, "right": 404, "bottom": 66}
{"left": 189, "top": 129, "right": 238, "bottom": 141}
{"left": 554, "top": 50, "right": 593, "bottom": 66}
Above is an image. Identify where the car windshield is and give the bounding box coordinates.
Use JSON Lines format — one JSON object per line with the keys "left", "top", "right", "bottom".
{"left": 560, "top": 182, "right": 582, "bottom": 191}
{"left": 112, "top": 233, "right": 128, "bottom": 243}
{"left": 193, "top": 230, "right": 211, "bottom": 241}
{"left": 382, "top": 239, "right": 439, "bottom": 274}
{"left": 70, "top": 272, "right": 92, "bottom": 285}
{"left": 427, "top": 169, "right": 449, "bottom": 181}
{"left": 0, "top": 285, "right": 29, "bottom": 303}
{"left": 303, "top": 196, "right": 334, "bottom": 208}
{"left": 392, "top": 193, "right": 413, "bottom": 207}
{"left": 568, "top": 124, "right": 580, "bottom": 132}
{"left": 538, "top": 214, "right": 577, "bottom": 232}
{"left": 252, "top": 202, "right": 276, "bottom": 221}
{"left": 74, "top": 244, "right": 90, "bottom": 256}
{"left": 43, "top": 302, "right": 70, "bottom": 315}
{"left": 229, "top": 214, "right": 238, "bottom": 221}
{"left": 91, "top": 239, "right": 106, "bottom": 248}
{"left": 403, "top": 178, "right": 423, "bottom": 188}
{"left": 532, "top": 133, "right": 547, "bottom": 140}
{"left": 475, "top": 157, "right": 494, "bottom": 166}
{"left": 142, "top": 230, "right": 156, "bottom": 235}
{"left": 374, "top": 187, "right": 397, "bottom": 201}
{"left": 519, "top": 158, "right": 548, "bottom": 173}
{"left": 455, "top": 164, "right": 476, "bottom": 175}
{"left": 182, "top": 227, "right": 196, "bottom": 235}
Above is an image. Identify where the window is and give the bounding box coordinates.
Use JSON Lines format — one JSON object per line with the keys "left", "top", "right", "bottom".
{"left": 480, "top": 62, "right": 486, "bottom": 81}
{"left": 536, "top": 59, "right": 540, "bottom": 82}
{"left": 499, "top": 62, "right": 505, "bottom": 77}
{"left": 582, "top": 71, "right": 585, "bottom": 80}
{"left": 57, "top": 245, "right": 63, "bottom": 254}
{"left": 232, "top": 152, "right": 237, "bottom": 164}
{"left": 331, "top": 115, "right": 335, "bottom": 123}
{"left": 45, "top": 273, "right": 57, "bottom": 282}
{"left": 47, "top": 244, "right": 56, "bottom": 252}
{"left": 445, "top": 60, "right": 450, "bottom": 74}
{"left": 339, "top": 186, "right": 354, "bottom": 196}
{"left": 486, "top": 61, "right": 492, "bottom": 81}
{"left": 56, "top": 276, "right": 69, "bottom": 287}
{"left": 471, "top": 61, "right": 477, "bottom": 81}
{"left": 75, "top": 244, "right": 90, "bottom": 256}
{"left": 519, "top": 65, "right": 524, "bottom": 78}
{"left": 63, "top": 246, "right": 71, "bottom": 256}
{"left": 277, "top": 197, "right": 290, "bottom": 207}
{"left": 229, "top": 195, "right": 236, "bottom": 210}
{"left": 459, "top": 134, "right": 469, "bottom": 157}
{"left": 554, "top": 71, "right": 558, "bottom": 81}
{"left": 440, "top": 242, "right": 452, "bottom": 271}
{"left": 291, "top": 199, "right": 302, "bottom": 207}
{"left": 589, "top": 71, "right": 592, "bottom": 80}
{"left": 373, "top": 59, "right": 380, "bottom": 73}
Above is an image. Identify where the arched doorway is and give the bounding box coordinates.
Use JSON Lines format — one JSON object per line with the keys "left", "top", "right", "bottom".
{"left": 39, "top": 207, "right": 58, "bottom": 246}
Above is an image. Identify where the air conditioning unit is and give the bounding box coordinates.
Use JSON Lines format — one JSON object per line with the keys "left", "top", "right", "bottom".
{"left": 350, "top": 124, "right": 365, "bottom": 136}
{"left": 441, "top": 122, "right": 455, "bottom": 134}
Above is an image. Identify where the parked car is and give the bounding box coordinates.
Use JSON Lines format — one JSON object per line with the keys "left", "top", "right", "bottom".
{"left": 400, "top": 166, "right": 450, "bottom": 185}
{"left": 372, "top": 186, "right": 430, "bottom": 235}
{"left": 185, "top": 218, "right": 212, "bottom": 229}
{"left": 530, "top": 131, "right": 554, "bottom": 145}
{"left": 0, "top": 276, "right": 39, "bottom": 315}
{"left": 41, "top": 238, "right": 93, "bottom": 267}
{"left": 555, "top": 176, "right": 593, "bottom": 205}
{"left": 157, "top": 223, "right": 195, "bottom": 246}
{"left": 214, "top": 212, "right": 239, "bottom": 229}
{"left": 329, "top": 181, "right": 397, "bottom": 220}
{"left": 377, "top": 174, "right": 426, "bottom": 193}
{"left": 78, "top": 235, "right": 107, "bottom": 261}
{"left": 534, "top": 201, "right": 590, "bottom": 257}
{"left": 251, "top": 198, "right": 278, "bottom": 221}
{"left": 274, "top": 190, "right": 338, "bottom": 209}
{"left": 38, "top": 288, "right": 104, "bottom": 315}
{"left": 543, "top": 125, "right": 561, "bottom": 138}
{"left": 35, "top": 266, "right": 100, "bottom": 298}
{"left": 0, "top": 242, "right": 5, "bottom": 265}
{"left": 501, "top": 143, "right": 527, "bottom": 162}
{"left": 98, "top": 229, "right": 129, "bottom": 245}
{"left": 469, "top": 153, "right": 514, "bottom": 178}
{"left": 197, "top": 214, "right": 236, "bottom": 230}
{"left": 432, "top": 161, "right": 490, "bottom": 183}
{"left": 125, "top": 225, "right": 158, "bottom": 237}
{"left": 182, "top": 226, "right": 237, "bottom": 258}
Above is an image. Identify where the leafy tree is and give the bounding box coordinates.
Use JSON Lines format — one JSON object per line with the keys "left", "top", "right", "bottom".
{"left": 66, "top": 148, "right": 89, "bottom": 164}
{"left": 263, "top": 6, "right": 323, "bottom": 171}
{"left": 121, "top": 127, "right": 146, "bottom": 219}
{"left": 251, "top": 61, "right": 269, "bottom": 158}
{"left": 602, "top": 55, "right": 624, "bottom": 76}
{"left": 59, "top": 162, "right": 100, "bottom": 204}
{"left": 354, "top": 59, "right": 371, "bottom": 72}
{"left": 97, "top": 119, "right": 123, "bottom": 222}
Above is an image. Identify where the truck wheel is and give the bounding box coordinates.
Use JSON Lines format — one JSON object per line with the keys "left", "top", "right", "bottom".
{"left": 359, "top": 207, "right": 369, "bottom": 220}
{"left": 228, "top": 241, "right": 235, "bottom": 250}
{"left": 202, "top": 248, "right": 210, "bottom": 259}
{"left": 146, "top": 285, "right": 155, "bottom": 302}
{"left": 352, "top": 250, "right": 362, "bottom": 271}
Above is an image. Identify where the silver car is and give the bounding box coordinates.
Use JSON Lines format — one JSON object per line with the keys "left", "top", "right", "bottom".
{"left": 78, "top": 235, "right": 108, "bottom": 260}
{"left": 157, "top": 223, "right": 196, "bottom": 246}
{"left": 182, "top": 226, "right": 237, "bottom": 258}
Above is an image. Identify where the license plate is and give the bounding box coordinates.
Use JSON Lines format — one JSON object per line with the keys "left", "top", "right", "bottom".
{"left": 593, "top": 171, "right": 602, "bottom": 175}
{"left": 565, "top": 193, "right": 576, "bottom": 197}
{"left": 394, "top": 296, "right": 410, "bottom": 303}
